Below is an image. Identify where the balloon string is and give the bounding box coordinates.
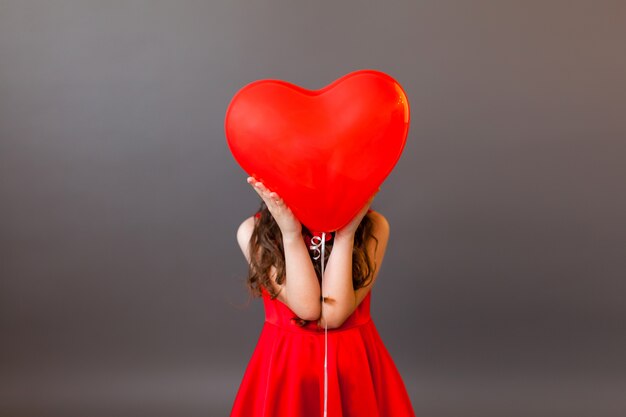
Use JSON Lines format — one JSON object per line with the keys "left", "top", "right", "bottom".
{"left": 322, "top": 233, "right": 327, "bottom": 417}
{"left": 309, "top": 233, "right": 328, "bottom": 417}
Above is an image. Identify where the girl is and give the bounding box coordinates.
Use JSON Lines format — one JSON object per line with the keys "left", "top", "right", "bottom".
{"left": 230, "top": 176, "right": 416, "bottom": 417}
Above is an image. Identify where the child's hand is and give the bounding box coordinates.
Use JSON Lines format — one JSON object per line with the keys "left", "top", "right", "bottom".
{"left": 247, "top": 176, "right": 302, "bottom": 238}
{"left": 336, "top": 188, "right": 379, "bottom": 239}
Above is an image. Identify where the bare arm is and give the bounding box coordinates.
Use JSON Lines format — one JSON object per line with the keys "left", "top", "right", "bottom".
{"left": 237, "top": 219, "right": 320, "bottom": 320}
{"left": 238, "top": 176, "right": 322, "bottom": 321}
{"left": 281, "top": 230, "right": 321, "bottom": 320}
{"left": 317, "top": 211, "right": 390, "bottom": 329}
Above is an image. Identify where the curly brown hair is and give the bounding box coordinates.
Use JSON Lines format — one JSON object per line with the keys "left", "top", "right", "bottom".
{"left": 246, "top": 200, "right": 380, "bottom": 300}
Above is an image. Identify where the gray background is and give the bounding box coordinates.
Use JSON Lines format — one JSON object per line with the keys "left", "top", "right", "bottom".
{"left": 1, "top": 1, "right": 625, "bottom": 416}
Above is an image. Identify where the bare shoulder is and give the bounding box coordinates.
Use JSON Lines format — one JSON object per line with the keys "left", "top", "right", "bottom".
{"left": 236, "top": 215, "right": 256, "bottom": 264}
{"left": 235, "top": 214, "right": 282, "bottom": 296}
{"left": 352, "top": 209, "right": 390, "bottom": 307}
{"left": 367, "top": 210, "right": 390, "bottom": 239}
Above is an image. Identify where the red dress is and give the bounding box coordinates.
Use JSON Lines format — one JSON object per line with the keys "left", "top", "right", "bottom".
{"left": 230, "top": 212, "right": 416, "bottom": 417}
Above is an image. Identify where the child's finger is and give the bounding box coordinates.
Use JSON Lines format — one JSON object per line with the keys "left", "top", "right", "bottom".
{"left": 247, "top": 176, "right": 263, "bottom": 189}
{"left": 249, "top": 183, "right": 272, "bottom": 204}
{"left": 248, "top": 181, "right": 263, "bottom": 196}
{"left": 249, "top": 180, "right": 271, "bottom": 198}
{"left": 247, "top": 177, "right": 261, "bottom": 190}
{"left": 246, "top": 177, "right": 289, "bottom": 214}
{"left": 247, "top": 176, "right": 260, "bottom": 188}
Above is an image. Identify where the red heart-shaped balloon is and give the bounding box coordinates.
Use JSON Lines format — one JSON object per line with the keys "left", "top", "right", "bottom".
{"left": 225, "top": 69, "right": 410, "bottom": 233}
